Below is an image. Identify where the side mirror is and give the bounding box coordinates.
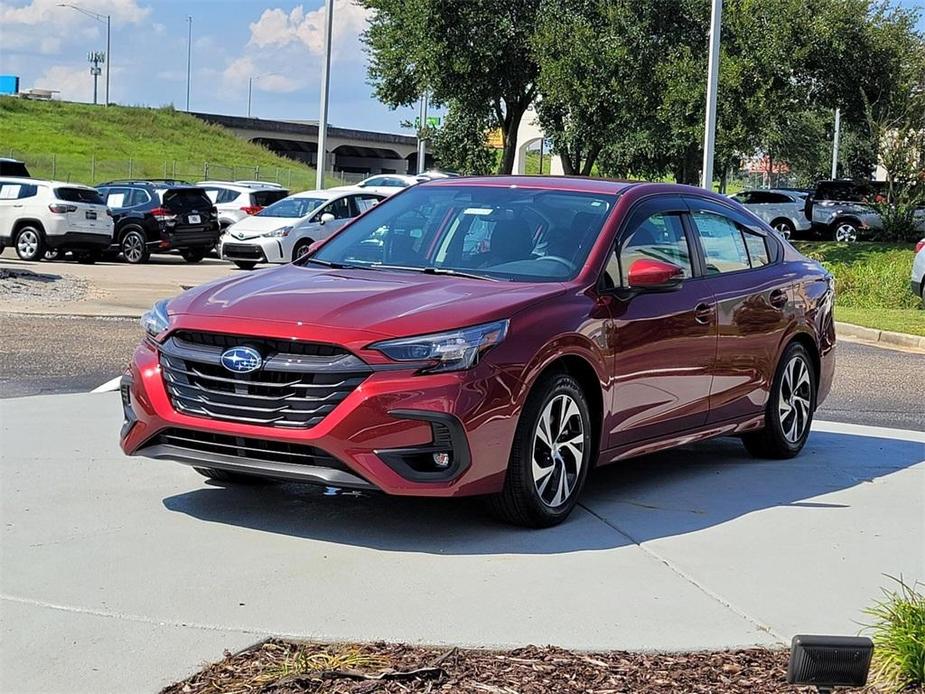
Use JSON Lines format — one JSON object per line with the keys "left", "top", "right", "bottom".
{"left": 319, "top": 212, "right": 336, "bottom": 225}
{"left": 627, "top": 258, "right": 684, "bottom": 290}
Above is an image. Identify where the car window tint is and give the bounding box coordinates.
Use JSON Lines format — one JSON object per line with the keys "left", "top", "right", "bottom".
{"left": 353, "top": 195, "right": 381, "bottom": 213}
{"left": 55, "top": 187, "right": 105, "bottom": 204}
{"left": 616, "top": 212, "right": 692, "bottom": 286}
{"left": 17, "top": 184, "right": 38, "bottom": 199}
{"left": 202, "top": 188, "right": 220, "bottom": 203}
{"left": 219, "top": 188, "right": 239, "bottom": 204}
{"left": 324, "top": 196, "right": 352, "bottom": 220}
{"left": 691, "top": 210, "right": 751, "bottom": 274}
{"left": 732, "top": 192, "right": 753, "bottom": 204}
{"left": 361, "top": 177, "right": 384, "bottom": 187}
{"left": 744, "top": 232, "right": 770, "bottom": 267}
{"left": 130, "top": 188, "right": 151, "bottom": 206}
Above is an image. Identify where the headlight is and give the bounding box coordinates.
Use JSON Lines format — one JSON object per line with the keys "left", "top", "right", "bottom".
{"left": 140, "top": 299, "right": 170, "bottom": 339}
{"left": 267, "top": 226, "right": 293, "bottom": 238}
{"left": 370, "top": 319, "right": 509, "bottom": 373}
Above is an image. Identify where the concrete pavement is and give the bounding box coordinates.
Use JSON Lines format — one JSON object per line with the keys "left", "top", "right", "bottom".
{"left": 1, "top": 392, "right": 922, "bottom": 693}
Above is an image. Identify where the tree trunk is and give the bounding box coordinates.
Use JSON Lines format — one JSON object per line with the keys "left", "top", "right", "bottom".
{"left": 580, "top": 144, "right": 602, "bottom": 176}
{"left": 497, "top": 99, "right": 529, "bottom": 175}
{"left": 559, "top": 152, "right": 578, "bottom": 175}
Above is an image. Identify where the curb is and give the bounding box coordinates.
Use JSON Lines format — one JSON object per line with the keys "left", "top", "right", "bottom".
{"left": 835, "top": 321, "right": 925, "bottom": 352}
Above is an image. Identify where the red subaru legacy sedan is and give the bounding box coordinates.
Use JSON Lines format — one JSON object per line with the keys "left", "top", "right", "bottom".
{"left": 120, "top": 177, "right": 835, "bottom": 527}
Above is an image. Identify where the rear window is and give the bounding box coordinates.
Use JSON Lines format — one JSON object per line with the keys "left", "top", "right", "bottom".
{"left": 252, "top": 189, "right": 289, "bottom": 207}
{"left": 161, "top": 187, "right": 212, "bottom": 211}
{"left": 0, "top": 160, "right": 30, "bottom": 177}
{"left": 55, "top": 187, "right": 105, "bottom": 205}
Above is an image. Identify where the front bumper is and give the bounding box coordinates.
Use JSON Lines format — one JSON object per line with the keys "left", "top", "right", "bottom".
{"left": 220, "top": 235, "right": 288, "bottom": 263}
{"left": 120, "top": 337, "right": 521, "bottom": 497}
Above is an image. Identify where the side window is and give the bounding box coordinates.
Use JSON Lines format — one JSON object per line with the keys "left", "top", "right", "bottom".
{"left": 130, "top": 188, "right": 151, "bottom": 207}
{"left": 690, "top": 210, "right": 750, "bottom": 274}
{"left": 361, "top": 177, "right": 383, "bottom": 188}
{"left": 218, "top": 188, "right": 238, "bottom": 204}
{"left": 764, "top": 193, "right": 791, "bottom": 204}
{"left": 105, "top": 187, "right": 130, "bottom": 209}
{"left": 614, "top": 212, "right": 692, "bottom": 286}
{"left": 353, "top": 194, "right": 380, "bottom": 214}
{"left": 321, "top": 197, "right": 352, "bottom": 220}
{"left": 202, "top": 187, "right": 220, "bottom": 203}
{"left": 732, "top": 192, "right": 753, "bottom": 204}
{"left": 0, "top": 183, "right": 22, "bottom": 200}
{"left": 17, "top": 184, "right": 38, "bottom": 199}
{"left": 743, "top": 232, "right": 769, "bottom": 267}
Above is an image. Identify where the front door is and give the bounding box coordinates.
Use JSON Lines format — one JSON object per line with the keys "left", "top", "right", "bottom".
{"left": 605, "top": 196, "right": 717, "bottom": 447}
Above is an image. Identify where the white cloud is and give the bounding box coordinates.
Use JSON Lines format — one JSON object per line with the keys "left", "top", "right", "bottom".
{"left": 222, "top": 56, "right": 301, "bottom": 94}
{"left": 248, "top": 0, "right": 369, "bottom": 60}
{"left": 32, "top": 64, "right": 94, "bottom": 102}
{"left": 0, "top": 0, "right": 149, "bottom": 26}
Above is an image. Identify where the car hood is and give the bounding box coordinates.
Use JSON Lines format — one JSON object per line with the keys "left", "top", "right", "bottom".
{"left": 226, "top": 215, "right": 304, "bottom": 240}
{"left": 168, "top": 263, "right": 566, "bottom": 339}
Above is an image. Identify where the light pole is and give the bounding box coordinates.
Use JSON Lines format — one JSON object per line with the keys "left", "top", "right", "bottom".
{"left": 700, "top": 0, "right": 723, "bottom": 190}
{"left": 830, "top": 108, "right": 841, "bottom": 179}
{"left": 59, "top": 4, "right": 110, "bottom": 106}
{"left": 416, "top": 92, "right": 429, "bottom": 174}
{"left": 185, "top": 15, "right": 192, "bottom": 111}
{"left": 315, "top": 0, "right": 334, "bottom": 190}
{"left": 247, "top": 74, "right": 266, "bottom": 118}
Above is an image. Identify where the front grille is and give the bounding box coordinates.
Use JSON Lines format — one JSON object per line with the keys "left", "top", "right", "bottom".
{"left": 223, "top": 243, "right": 264, "bottom": 259}
{"left": 154, "top": 427, "right": 345, "bottom": 469}
{"left": 159, "top": 331, "right": 370, "bottom": 428}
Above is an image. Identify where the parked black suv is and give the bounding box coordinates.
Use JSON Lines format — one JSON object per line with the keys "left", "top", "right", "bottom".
{"left": 96, "top": 180, "right": 220, "bottom": 263}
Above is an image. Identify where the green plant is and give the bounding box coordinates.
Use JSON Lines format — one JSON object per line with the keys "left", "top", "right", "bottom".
{"left": 864, "top": 576, "right": 925, "bottom": 692}
{"left": 872, "top": 203, "right": 923, "bottom": 243}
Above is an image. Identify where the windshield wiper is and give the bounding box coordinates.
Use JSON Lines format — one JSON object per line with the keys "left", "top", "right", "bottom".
{"left": 370, "top": 264, "right": 500, "bottom": 281}
{"left": 301, "top": 258, "right": 364, "bottom": 270}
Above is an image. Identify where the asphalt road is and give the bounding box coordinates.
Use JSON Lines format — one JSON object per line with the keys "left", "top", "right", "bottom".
{"left": 1, "top": 314, "right": 922, "bottom": 429}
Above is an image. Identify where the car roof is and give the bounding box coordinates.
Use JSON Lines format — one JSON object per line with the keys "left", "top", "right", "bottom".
{"left": 0, "top": 178, "right": 95, "bottom": 189}
{"left": 420, "top": 175, "right": 637, "bottom": 195}
{"left": 197, "top": 180, "right": 285, "bottom": 192}
{"left": 291, "top": 189, "right": 344, "bottom": 200}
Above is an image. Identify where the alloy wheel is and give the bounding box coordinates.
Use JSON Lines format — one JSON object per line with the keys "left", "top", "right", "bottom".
{"left": 531, "top": 394, "right": 585, "bottom": 507}
{"left": 778, "top": 355, "right": 812, "bottom": 443}
{"left": 17, "top": 229, "right": 39, "bottom": 258}
{"left": 773, "top": 221, "right": 792, "bottom": 240}
{"left": 123, "top": 232, "right": 144, "bottom": 263}
{"left": 834, "top": 223, "right": 858, "bottom": 243}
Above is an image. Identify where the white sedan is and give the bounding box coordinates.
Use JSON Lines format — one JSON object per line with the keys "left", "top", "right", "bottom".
{"left": 219, "top": 189, "right": 383, "bottom": 269}
{"left": 331, "top": 174, "right": 422, "bottom": 197}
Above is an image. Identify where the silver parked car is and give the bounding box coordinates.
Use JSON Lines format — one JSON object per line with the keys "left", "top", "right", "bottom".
{"left": 219, "top": 188, "right": 384, "bottom": 269}
{"left": 197, "top": 181, "right": 289, "bottom": 231}
{"left": 808, "top": 180, "right": 925, "bottom": 242}
{"left": 729, "top": 189, "right": 811, "bottom": 239}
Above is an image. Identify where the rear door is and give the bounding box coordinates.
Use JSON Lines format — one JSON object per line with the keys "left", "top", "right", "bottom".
{"left": 162, "top": 187, "right": 215, "bottom": 231}
{"left": 55, "top": 187, "right": 109, "bottom": 234}
{"left": 605, "top": 195, "right": 717, "bottom": 447}
{"left": 684, "top": 197, "right": 792, "bottom": 424}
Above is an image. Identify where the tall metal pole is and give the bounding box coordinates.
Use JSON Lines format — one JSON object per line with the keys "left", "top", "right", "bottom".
{"left": 830, "top": 107, "right": 841, "bottom": 179}
{"left": 416, "top": 93, "right": 428, "bottom": 174}
{"left": 315, "top": 0, "right": 334, "bottom": 190}
{"left": 105, "top": 14, "right": 110, "bottom": 105}
{"left": 185, "top": 16, "right": 192, "bottom": 111}
{"left": 247, "top": 76, "right": 253, "bottom": 117}
{"left": 700, "top": 0, "right": 723, "bottom": 190}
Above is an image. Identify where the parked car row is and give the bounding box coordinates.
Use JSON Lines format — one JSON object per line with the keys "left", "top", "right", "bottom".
{"left": 732, "top": 180, "right": 925, "bottom": 241}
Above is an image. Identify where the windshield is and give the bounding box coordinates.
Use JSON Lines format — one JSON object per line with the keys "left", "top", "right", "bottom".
{"left": 308, "top": 185, "right": 616, "bottom": 282}
{"left": 257, "top": 196, "right": 326, "bottom": 218}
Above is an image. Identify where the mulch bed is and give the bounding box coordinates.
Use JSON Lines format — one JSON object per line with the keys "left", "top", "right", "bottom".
{"left": 162, "top": 639, "right": 897, "bottom": 693}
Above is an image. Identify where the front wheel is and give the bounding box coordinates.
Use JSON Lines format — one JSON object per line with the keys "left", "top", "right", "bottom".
{"left": 771, "top": 219, "right": 794, "bottom": 240}
{"left": 488, "top": 372, "right": 592, "bottom": 527}
{"left": 743, "top": 343, "right": 816, "bottom": 459}
{"left": 15, "top": 226, "right": 45, "bottom": 261}
{"left": 181, "top": 248, "right": 206, "bottom": 263}
{"left": 121, "top": 228, "right": 150, "bottom": 264}
{"left": 292, "top": 239, "right": 313, "bottom": 262}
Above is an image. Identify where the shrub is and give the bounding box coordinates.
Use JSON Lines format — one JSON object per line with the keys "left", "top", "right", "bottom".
{"left": 864, "top": 577, "right": 925, "bottom": 692}
{"left": 872, "top": 203, "right": 924, "bottom": 243}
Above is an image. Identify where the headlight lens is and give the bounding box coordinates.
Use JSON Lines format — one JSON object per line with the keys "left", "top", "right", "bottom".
{"left": 140, "top": 299, "right": 170, "bottom": 338}
{"left": 370, "top": 320, "right": 509, "bottom": 373}
{"left": 267, "top": 225, "right": 293, "bottom": 238}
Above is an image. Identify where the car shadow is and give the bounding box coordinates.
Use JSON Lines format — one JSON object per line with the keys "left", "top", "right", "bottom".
{"left": 161, "top": 430, "right": 923, "bottom": 555}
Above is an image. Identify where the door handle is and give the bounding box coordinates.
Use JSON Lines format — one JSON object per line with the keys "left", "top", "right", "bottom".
{"left": 769, "top": 288, "right": 788, "bottom": 308}
{"left": 694, "top": 302, "right": 714, "bottom": 325}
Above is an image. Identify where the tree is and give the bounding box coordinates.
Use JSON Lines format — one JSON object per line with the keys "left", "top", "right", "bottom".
{"left": 431, "top": 103, "right": 498, "bottom": 175}
{"left": 362, "top": 0, "right": 541, "bottom": 173}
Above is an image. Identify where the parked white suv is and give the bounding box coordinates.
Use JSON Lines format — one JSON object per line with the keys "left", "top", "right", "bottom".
{"left": 197, "top": 181, "right": 289, "bottom": 231}
{"left": 0, "top": 179, "right": 113, "bottom": 262}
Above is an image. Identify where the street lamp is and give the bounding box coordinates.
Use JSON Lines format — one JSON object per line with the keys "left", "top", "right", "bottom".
{"left": 315, "top": 0, "right": 334, "bottom": 189}
{"left": 87, "top": 51, "right": 104, "bottom": 105}
{"left": 58, "top": 4, "right": 110, "bottom": 106}
{"left": 700, "top": 0, "right": 722, "bottom": 190}
{"left": 185, "top": 16, "right": 192, "bottom": 111}
{"left": 246, "top": 74, "right": 267, "bottom": 118}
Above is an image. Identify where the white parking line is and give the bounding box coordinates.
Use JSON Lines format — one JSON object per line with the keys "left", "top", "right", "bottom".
{"left": 90, "top": 376, "right": 122, "bottom": 393}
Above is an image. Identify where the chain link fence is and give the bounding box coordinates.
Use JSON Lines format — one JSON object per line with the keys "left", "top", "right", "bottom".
{"left": 5, "top": 150, "right": 368, "bottom": 190}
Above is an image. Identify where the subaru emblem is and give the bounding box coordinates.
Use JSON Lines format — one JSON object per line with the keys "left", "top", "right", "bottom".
{"left": 220, "top": 346, "right": 262, "bottom": 374}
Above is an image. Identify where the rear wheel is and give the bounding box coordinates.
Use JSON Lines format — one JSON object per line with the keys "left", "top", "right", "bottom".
{"left": 743, "top": 342, "right": 816, "bottom": 459}
{"left": 233, "top": 260, "right": 257, "bottom": 270}
{"left": 488, "top": 372, "right": 592, "bottom": 527}
{"left": 832, "top": 219, "right": 859, "bottom": 243}
{"left": 181, "top": 248, "right": 206, "bottom": 263}
{"left": 121, "top": 228, "right": 149, "bottom": 264}
{"left": 771, "top": 218, "right": 794, "bottom": 240}
{"left": 193, "top": 467, "right": 269, "bottom": 484}
{"left": 15, "top": 225, "right": 45, "bottom": 261}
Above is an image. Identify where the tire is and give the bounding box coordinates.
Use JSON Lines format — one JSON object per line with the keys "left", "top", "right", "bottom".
{"left": 193, "top": 467, "right": 269, "bottom": 484}
{"left": 488, "top": 372, "right": 593, "bottom": 528}
{"left": 233, "top": 260, "right": 257, "bottom": 270}
{"left": 120, "top": 228, "right": 149, "bottom": 264}
{"left": 771, "top": 218, "right": 794, "bottom": 240}
{"left": 181, "top": 248, "right": 205, "bottom": 263}
{"left": 743, "top": 342, "right": 816, "bottom": 459}
{"left": 832, "top": 219, "right": 859, "bottom": 243}
{"left": 292, "top": 239, "right": 313, "bottom": 262}
{"left": 14, "top": 225, "right": 45, "bottom": 261}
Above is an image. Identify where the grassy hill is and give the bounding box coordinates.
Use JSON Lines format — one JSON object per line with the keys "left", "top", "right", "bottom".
{"left": 0, "top": 97, "right": 334, "bottom": 190}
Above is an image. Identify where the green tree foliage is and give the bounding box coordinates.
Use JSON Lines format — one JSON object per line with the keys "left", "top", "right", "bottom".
{"left": 431, "top": 103, "right": 498, "bottom": 175}
{"left": 362, "top": 0, "right": 541, "bottom": 174}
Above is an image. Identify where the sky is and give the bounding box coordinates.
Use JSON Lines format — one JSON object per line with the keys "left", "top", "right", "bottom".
{"left": 0, "top": 0, "right": 923, "bottom": 137}
{"left": 0, "top": 0, "right": 421, "bottom": 134}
